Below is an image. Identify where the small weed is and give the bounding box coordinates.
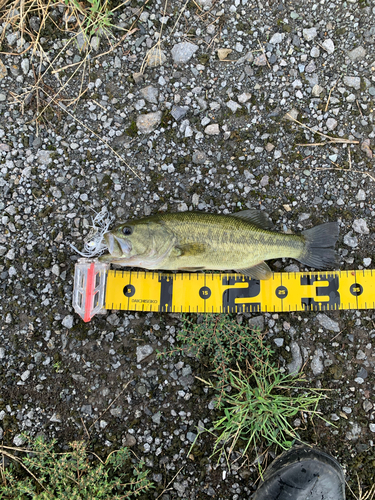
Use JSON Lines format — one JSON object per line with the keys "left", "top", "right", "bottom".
{"left": 0, "top": 436, "right": 153, "bottom": 499}
{"left": 158, "top": 314, "right": 273, "bottom": 401}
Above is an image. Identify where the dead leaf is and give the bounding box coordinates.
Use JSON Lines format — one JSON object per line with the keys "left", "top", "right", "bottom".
{"left": 217, "top": 48, "right": 232, "bottom": 61}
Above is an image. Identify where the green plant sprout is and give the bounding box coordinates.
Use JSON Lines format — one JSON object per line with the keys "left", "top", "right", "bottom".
{"left": 0, "top": 436, "right": 153, "bottom": 499}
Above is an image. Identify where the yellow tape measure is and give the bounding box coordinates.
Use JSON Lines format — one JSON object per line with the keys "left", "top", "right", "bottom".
{"left": 72, "top": 260, "right": 374, "bottom": 321}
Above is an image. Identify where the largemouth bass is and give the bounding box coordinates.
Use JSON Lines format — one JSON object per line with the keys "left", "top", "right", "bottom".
{"left": 99, "top": 210, "right": 339, "bottom": 280}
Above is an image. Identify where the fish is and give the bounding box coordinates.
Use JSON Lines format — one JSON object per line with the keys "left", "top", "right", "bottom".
{"left": 99, "top": 210, "right": 339, "bottom": 280}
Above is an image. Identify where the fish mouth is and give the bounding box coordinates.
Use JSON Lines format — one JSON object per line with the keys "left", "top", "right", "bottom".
{"left": 104, "top": 233, "right": 132, "bottom": 256}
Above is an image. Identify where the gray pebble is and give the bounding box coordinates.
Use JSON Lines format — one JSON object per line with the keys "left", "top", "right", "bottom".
{"left": 137, "top": 344, "right": 154, "bottom": 363}
{"left": 140, "top": 86, "right": 159, "bottom": 104}
{"left": 326, "top": 118, "right": 338, "bottom": 130}
{"left": 81, "top": 404, "right": 92, "bottom": 416}
{"left": 317, "top": 313, "right": 340, "bottom": 332}
{"left": 186, "top": 431, "right": 197, "bottom": 443}
{"left": 269, "top": 33, "right": 284, "bottom": 44}
{"left": 322, "top": 39, "right": 335, "bottom": 54}
{"left": 90, "top": 36, "right": 100, "bottom": 51}
{"left": 287, "top": 341, "right": 302, "bottom": 374}
{"left": 192, "top": 150, "right": 207, "bottom": 164}
{"left": 204, "top": 124, "right": 220, "bottom": 135}
{"left": 311, "top": 348, "right": 324, "bottom": 375}
{"left": 356, "top": 189, "right": 366, "bottom": 201}
{"left": 171, "top": 42, "right": 198, "bottom": 64}
{"left": 248, "top": 315, "right": 264, "bottom": 331}
{"left": 352, "top": 218, "right": 369, "bottom": 235}
{"left": 226, "top": 100, "right": 241, "bottom": 113}
{"left": 21, "top": 59, "right": 30, "bottom": 75}
{"left": 363, "top": 400, "right": 373, "bottom": 412}
{"left": 347, "top": 46, "right": 366, "bottom": 62}
{"left": 274, "top": 338, "right": 284, "bottom": 347}
{"left": 136, "top": 111, "right": 162, "bottom": 134}
{"left": 62, "top": 315, "right": 74, "bottom": 329}
{"left": 303, "top": 28, "right": 317, "bottom": 41}
{"left": 171, "top": 106, "right": 188, "bottom": 121}
{"left": 343, "top": 76, "right": 361, "bottom": 90}
{"left": 343, "top": 231, "right": 358, "bottom": 248}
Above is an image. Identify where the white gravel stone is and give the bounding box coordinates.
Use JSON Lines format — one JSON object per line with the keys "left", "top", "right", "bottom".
{"left": 287, "top": 341, "right": 302, "bottom": 374}
{"left": 363, "top": 258, "right": 372, "bottom": 267}
{"left": 322, "top": 39, "right": 335, "bottom": 54}
{"left": 274, "top": 338, "right": 284, "bottom": 347}
{"left": 343, "top": 231, "right": 358, "bottom": 248}
{"left": 238, "top": 92, "right": 252, "bottom": 103}
{"left": 311, "top": 348, "right": 324, "bottom": 375}
{"left": 326, "top": 118, "right": 337, "bottom": 130}
{"left": 90, "top": 36, "right": 100, "bottom": 50}
{"left": 269, "top": 33, "right": 284, "bottom": 44}
{"left": 352, "top": 218, "right": 369, "bottom": 235}
{"left": 312, "top": 84, "right": 324, "bottom": 96}
{"left": 137, "top": 345, "right": 154, "bottom": 363}
{"left": 140, "top": 86, "right": 159, "bottom": 104}
{"left": 21, "top": 370, "right": 30, "bottom": 381}
{"left": 0, "top": 347, "right": 5, "bottom": 359}
{"left": 37, "top": 150, "right": 52, "bottom": 165}
{"left": 303, "top": 28, "right": 317, "bottom": 41}
{"left": 62, "top": 315, "right": 74, "bottom": 329}
{"left": 370, "top": 424, "right": 375, "bottom": 433}
{"left": 356, "top": 189, "right": 366, "bottom": 201}
{"left": 204, "top": 124, "right": 220, "bottom": 135}
{"left": 317, "top": 313, "right": 340, "bottom": 332}
{"left": 13, "top": 434, "right": 25, "bottom": 446}
{"left": 136, "top": 111, "right": 162, "bottom": 134}
{"left": 171, "top": 42, "right": 198, "bottom": 63}
{"left": 226, "top": 100, "right": 241, "bottom": 112}
{"left": 343, "top": 76, "right": 361, "bottom": 90}
{"left": 234, "top": 42, "right": 244, "bottom": 52}
{"left": 347, "top": 46, "right": 366, "bottom": 61}
{"left": 21, "top": 59, "right": 30, "bottom": 74}
{"left": 310, "top": 47, "right": 320, "bottom": 58}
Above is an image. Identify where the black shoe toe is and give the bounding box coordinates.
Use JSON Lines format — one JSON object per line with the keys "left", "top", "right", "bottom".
{"left": 252, "top": 444, "right": 345, "bottom": 500}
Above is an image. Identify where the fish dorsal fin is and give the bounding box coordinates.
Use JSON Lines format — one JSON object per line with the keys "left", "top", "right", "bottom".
{"left": 231, "top": 209, "right": 274, "bottom": 229}
{"left": 174, "top": 243, "right": 207, "bottom": 257}
{"left": 235, "top": 261, "right": 273, "bottom": 280}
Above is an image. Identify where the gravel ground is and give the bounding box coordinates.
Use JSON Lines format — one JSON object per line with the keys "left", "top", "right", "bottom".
{"left": 1, "top": 0, "right": 375, "bottom": 497}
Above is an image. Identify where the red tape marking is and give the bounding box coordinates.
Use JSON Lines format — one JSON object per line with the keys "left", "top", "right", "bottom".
{"left": 84, "top": 262, "right": 95, "bottom": 322}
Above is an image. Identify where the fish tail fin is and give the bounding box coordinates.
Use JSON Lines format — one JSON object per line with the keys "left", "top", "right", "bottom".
{"left": 298, "top": 222, "right": 339, "bottom": 269}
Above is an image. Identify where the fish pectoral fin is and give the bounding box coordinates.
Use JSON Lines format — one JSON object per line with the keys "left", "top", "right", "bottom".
{"left": 235, "top": 262, "right": 273, "bottom": 280}
{"left": 174, "top": 243, "right": 207, "bottom": 257}
{"left": 231, "top": 209, "right": 274, "bottom": 229}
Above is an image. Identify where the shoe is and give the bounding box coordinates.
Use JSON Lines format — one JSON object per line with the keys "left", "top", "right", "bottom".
{"left": 252, "top": 444, "right": 345, "bottom": 500}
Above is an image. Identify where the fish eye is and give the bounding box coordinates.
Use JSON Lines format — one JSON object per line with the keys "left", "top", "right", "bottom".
{"left": 122, "top": 226, "right": 133, "bottom": 236}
